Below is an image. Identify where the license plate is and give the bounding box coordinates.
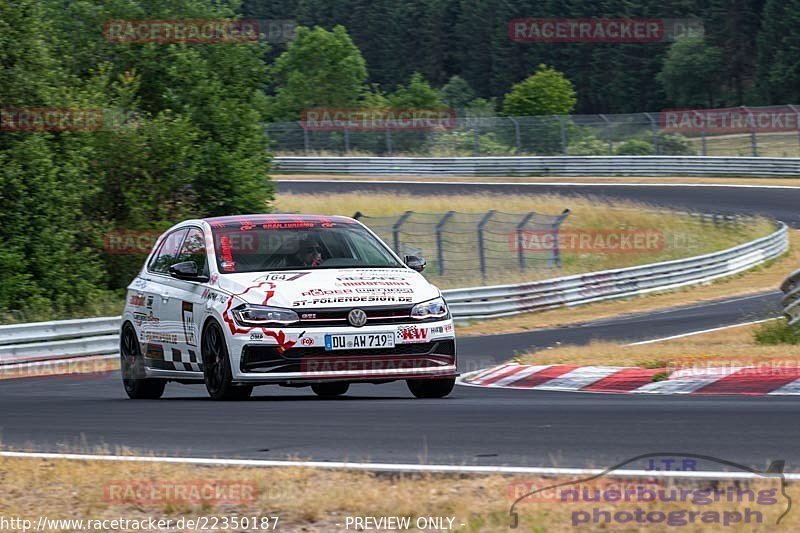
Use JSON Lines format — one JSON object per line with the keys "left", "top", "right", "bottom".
{"left": 324, "top": 333, "right": 395, "bottom": 351}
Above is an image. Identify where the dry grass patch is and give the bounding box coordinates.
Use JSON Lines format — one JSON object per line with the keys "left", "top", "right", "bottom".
{"left": 276, "top": 192, "right": 773, "bottom": 289}
{"left": 514, "top": 320, "right": 800, "bottom": 369}
{"left": 456, "top": 230, "right": 798, "bottom": 337}
{"left": 0, "top": 454, "right": 796, "bottom": 531}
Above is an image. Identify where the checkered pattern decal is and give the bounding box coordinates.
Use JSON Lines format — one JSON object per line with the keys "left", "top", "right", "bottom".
{"left": 144, "top": 344, "right": 203, "bottom": 372}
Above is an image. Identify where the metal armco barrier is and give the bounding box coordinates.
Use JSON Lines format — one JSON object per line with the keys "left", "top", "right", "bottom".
{"left": 447, "top": 222, "right": 788, "bottom": 320}
{"left": 272, "top": 156, "right": 800, "bottom": 177}
{"left": 0, "top": 223, "right": 788, "bottom": 360}
{"left": 781, "top": 269, "right": 800, "bottom": 326}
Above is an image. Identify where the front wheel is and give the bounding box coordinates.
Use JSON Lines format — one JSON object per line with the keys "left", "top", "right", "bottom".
{"left": 120, "top": 323, "right": 166, "bottom": 399}
{"left": 311, "top": 382, "right": 350, "bottom": 397}
{"left": 406, "top": 377, "right": 455, "bottom": 398}
{"left": 202, "top": 321, "right": 253, "bottom": 401}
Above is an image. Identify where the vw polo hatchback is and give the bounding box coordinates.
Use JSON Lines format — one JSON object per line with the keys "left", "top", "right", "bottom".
{"left": 120, "top": 214, "right": 457, "bottom": 400}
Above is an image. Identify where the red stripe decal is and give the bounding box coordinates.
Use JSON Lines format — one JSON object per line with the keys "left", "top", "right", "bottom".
{"left": 582, "top": 368, "right": 663, "bottom": 392}
{"left": 504, "top": 365, "right": 578, "bottom": 388}
{"left": 693, "top": 367, "right": 800, "bottom": 395}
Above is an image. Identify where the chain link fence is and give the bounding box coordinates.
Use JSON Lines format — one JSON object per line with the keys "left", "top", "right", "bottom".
{"left": 355, "top": 210, "right": 570, "bottom": 285}
{"left": 266, "top": 106, "right": 800, "bottom": 158}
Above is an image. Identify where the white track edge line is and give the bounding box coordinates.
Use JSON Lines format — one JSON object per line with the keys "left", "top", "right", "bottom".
{"left": 2, "top": 451, "right": 797, "bottom": 479}
{"left": 626, "top": 318, "right": 778, "bottom": 346}
{"left": 277, "top": 179, "right": 800, "bottom": 190}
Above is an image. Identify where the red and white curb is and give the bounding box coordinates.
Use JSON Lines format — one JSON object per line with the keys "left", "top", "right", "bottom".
{"left": 458, "top": 363, "right": 800, "bottom": 395}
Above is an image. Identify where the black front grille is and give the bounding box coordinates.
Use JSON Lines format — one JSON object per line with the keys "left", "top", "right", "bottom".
{"left": 240, "top": 339, "right": 455, "bottom": 373}
{"left": 295, "top": 305, "right": 414, "bottom": 327}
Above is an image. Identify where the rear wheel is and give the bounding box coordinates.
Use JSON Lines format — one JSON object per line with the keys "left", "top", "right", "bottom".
{"left": 406, "top": 377, "right": 455, "bottom": 398}
{"left": 120, "top": 323, "right": 166, "bottom": 399}
{"left": 311, "top": 382, "right": 350, "bottom": 397}
{"left": 202, "top": 321, "right": 253, "bottom": 401}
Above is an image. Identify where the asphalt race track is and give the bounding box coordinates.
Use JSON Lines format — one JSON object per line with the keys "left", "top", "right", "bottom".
{"left": 0, "top": 180, "right": 798, "bottom": 470}
{"left": 278, "top": 179, "right": 800, "bottom": 227}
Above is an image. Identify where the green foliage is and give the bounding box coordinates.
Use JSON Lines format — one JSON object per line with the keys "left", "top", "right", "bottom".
{"left": 615, "top": 139, "right": 655, "bottom": 155}
{"left": 388, "top": 72, "right": 447, "bottom": 110}
{"left": 756, "top": 0, "right": 800, "bottom": 103}
{"left": 658, "top": 37, "right": 725, "bottom": 107}
{"left": 754, "top": 319, "right": 800, "bottom": 345}
{"left": 567, "top": 138, "right": 608, "bottom": 155}
{"left": 268, "top": 25, "right": 368, "bottom": 120}
{"left": 439, "top": 75, "right": 476, "bottom": 112}
{"left": 656, "top": 133, "right": 697, "bottom": 156}
{"left": 501, "top": 65, "right": 576, "bottom": 117}
{"left": 0, "top": 0, "right": 275, "bottom": 317}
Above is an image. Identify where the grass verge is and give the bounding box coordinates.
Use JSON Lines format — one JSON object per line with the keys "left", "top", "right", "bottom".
{"left": 455, "top": 230, "right": 798, "bottom": 337}
{"left": 276, "top": 192, "right": 774, "bottom": 289}
{"left": 0, "top": 454, "right": 795, "bottom": 531}
{"left": 515, "top": 320, "right": 800, "bottom": 369}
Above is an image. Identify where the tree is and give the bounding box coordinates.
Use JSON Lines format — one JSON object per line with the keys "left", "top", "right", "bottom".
{"left": 268, "top": 25, "right": 368, "bottom": 120}
{"left": 658, "top": 36, "right": 725, "bottom": 107}
{"left": 439, "top": 75, "right": 476, "bottom": 113}
{"left": 501, "top": 64, "right": 576, "bottom": 116}
{"left": 756, "top": 0, "right": 800, "bottom": 103}
{"left": 388, "top": 72, "right": 447, "bottom": 109}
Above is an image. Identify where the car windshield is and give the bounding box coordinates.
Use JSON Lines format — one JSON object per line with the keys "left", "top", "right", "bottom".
{"left": 209, "top": 218, "right": 403, "bottom": 273}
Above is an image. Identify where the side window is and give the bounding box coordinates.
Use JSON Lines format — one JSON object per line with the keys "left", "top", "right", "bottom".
{"left": 178, "top": 228, "right": 209, "bottom": 276}
{"left": 148, "top": 228, "right": 188, "bottom": 274}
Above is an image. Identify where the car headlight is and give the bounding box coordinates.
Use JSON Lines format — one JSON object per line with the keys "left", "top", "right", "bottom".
{"left": 410, "top": 297, "right": 449, "bottom": 320}
{"left": 232, "top": 304, "right": 299, "bottom": 326}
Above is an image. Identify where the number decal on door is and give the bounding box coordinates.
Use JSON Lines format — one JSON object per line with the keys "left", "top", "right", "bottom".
{"left": 182, "top": 301, "right": 197, "bottom": 346}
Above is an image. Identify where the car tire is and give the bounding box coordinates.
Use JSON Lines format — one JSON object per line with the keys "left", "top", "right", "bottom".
{"left": 201, "top": 321, "right": 253, "bottom": 401}
{"left": 311, "top": 382, "right": 350, "bottom": 397}
{"left": 120, "top": 322, "right": 166, "bottom": 400}
{"left": 406, "top": 377, "right": 455, "bottom": 398}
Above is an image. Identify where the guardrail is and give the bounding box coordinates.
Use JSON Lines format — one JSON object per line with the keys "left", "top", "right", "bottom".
{"left": 447, "top": 222, "right": 788, "bottom": 320}
{"left": 0, "top": 222, "right": 788, "bottom": 360}
{"left": 781, "top": 269, "right": 800, "bottom": 326}
{"left": 272, "top": 156, "right": 800, "bottom": 177}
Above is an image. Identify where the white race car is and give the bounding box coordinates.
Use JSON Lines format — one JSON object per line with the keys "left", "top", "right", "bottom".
{"left": 120, "top": 214, "right": 457, "bottom": 400}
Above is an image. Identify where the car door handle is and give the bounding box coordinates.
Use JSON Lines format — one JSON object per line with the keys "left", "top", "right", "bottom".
{"left": 160, "top": 291, "right": 170, "bottom": 302}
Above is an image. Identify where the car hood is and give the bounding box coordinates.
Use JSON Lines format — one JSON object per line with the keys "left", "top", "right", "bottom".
{"left": 214, "top": 268, "right": 441, "bottom": 308}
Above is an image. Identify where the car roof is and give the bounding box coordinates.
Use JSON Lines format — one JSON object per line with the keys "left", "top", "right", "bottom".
{"left": 202, "top": 214, "right": 359, "bottom": 226}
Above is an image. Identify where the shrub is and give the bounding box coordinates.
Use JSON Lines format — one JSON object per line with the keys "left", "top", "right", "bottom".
{"left": 615, "top": 139, "right": 655, "bottom": 155}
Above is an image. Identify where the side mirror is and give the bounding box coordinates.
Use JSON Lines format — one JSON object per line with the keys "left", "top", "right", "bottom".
{"left": 405, "top": 255, "right": 426, "bottom": 272}
{"left": 169, "top": 261, "right": 209, "bottom": 282}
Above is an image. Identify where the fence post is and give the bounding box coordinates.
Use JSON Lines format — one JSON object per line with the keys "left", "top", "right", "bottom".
{"left": 508, "top": 117, "right": 521, "bottom": 153}
{"left": 599, "top": 114, "right": 613, "bottom": 154}
{"left": 473, "top": 125, "right": 480, "bottom": 156}
{"left": 344, "top": 128, "right": 350, "bottom": 154}
{"left": 644, "top": 112, "right": 659, "bottom": 154}
{"left": 477, "top": 210, "right": 496, "bottom": 282}
{"left": 790, "top": 105, "right": 800, "bottom": 155}
{"left": 436, "top": 211, "right": 455, "bottom": 275}
{"left": 385, "top": 128, "right": 392, "bottom": 156}
{"left": 303, "top": 125, "right": 310, "bottom": 155}
{"left": 743, "top": 107, "right": 757, "bottom": 156}
{"left": 516, "top": 212, "right": 536, "bottom": 271}
{"left": 551, "top": 209, "right": 571, "bottom": 267}
{"left": 557, "top": 116, "right": 567, "bottom": 154}
{"left": 392, "top": 211, "right": 413, "bottom": 254}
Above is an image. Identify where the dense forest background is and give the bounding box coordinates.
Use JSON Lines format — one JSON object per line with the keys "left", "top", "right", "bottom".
{"left": 241, "top": 0, "right": 798, "bottom": 114}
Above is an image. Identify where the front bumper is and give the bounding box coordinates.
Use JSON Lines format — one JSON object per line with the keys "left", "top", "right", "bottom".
{"left": 228, "top": 319, "right": 457, "bottom": 383}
